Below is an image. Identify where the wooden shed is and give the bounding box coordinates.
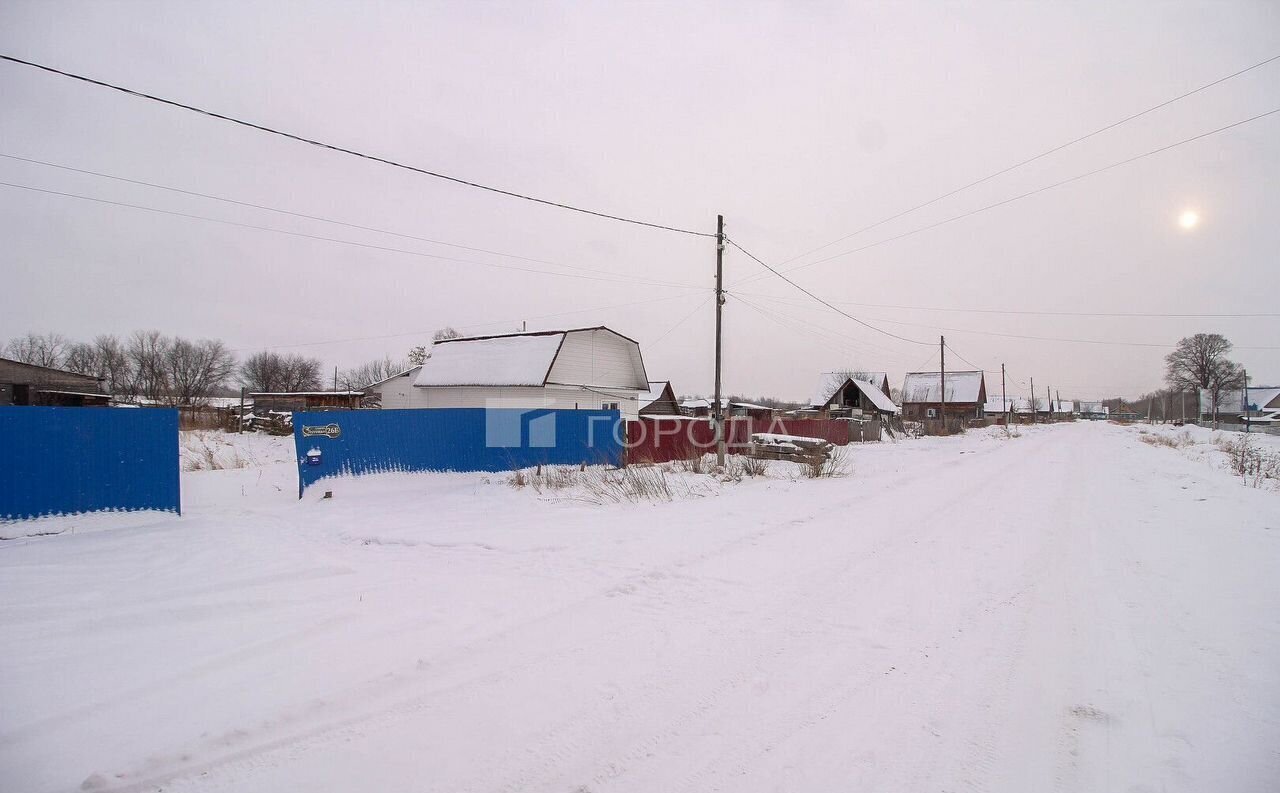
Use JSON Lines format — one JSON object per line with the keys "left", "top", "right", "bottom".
{"left": 250, "top": 391, "right": 364, "bottom": 412}
{"left": 0, "top": 357, "right": 110, "bottom": 406}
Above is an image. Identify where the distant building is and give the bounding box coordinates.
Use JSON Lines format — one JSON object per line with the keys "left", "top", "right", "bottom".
{"left": 1078, "top": 401, "right": 1109, "bottom": 420}
{"left": 375, "top": 327, "right": 649, "bottom": 420}
{"left": 637, "top": 381, "right": 681, "bottom": 416}
{"left": 806, "top": 372, "right": 898, "bottom": 418}
{"left": 900, "top": 371, "right": 987, "bottom": 421}
{"left": 0, "top": 357, "right": 110, "bottom": 406}
{"left": 1199, "top": 387, "right": 1280, "bottom": 423}
{"left": 250, "top": 391, "right": 364, "bottom": 412}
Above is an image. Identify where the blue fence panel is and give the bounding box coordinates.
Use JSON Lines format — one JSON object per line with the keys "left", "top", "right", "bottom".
{"left": 0, "top": 407, "right": 181, "bottom": 521}
{"left": 292, "top": 408, "right": 623, "bottom": 496}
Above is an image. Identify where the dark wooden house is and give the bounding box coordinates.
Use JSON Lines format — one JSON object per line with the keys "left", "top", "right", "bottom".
{"left": 0, "top": 357, "right": 110, "bottom": 406}
{"left": 249, "top": 391, "right": 364, "bottom": 412}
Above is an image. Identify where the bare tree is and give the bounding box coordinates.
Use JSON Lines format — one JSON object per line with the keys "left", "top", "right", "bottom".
{"left": 280, "top": 354, "right": 323, "bottom": 391}
{"left": 240, "top": 351, "right": 323, "bottom": 392}
{"left": 338, "top": 356, "right": 408, "bottom": 391}
{"left": 5, "top": 332, "right": 70, "bottom": 368}
{"left": 165, "top": 338, "right": 236, "bottom": 406}
{"left": 407, "top": 345, "right": 428, "bottom": 366}
{"left": 1165, "top": 333, "right": 1245, "bottom": 424}
{"left": 127, "top": 330, "right": 173, "bottom": 403}
{"left": 432, "top": 327, "right": 463, "bottom": 342}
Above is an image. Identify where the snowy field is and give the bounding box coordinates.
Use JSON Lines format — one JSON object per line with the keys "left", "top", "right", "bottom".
{"left": 1, "top": 422, "right": 1278, "bottom": 792}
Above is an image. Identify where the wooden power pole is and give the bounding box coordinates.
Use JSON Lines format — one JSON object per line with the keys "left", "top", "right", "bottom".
{"left": 1030, "top": 376, "right": 1036, "bottom": 424}
{"left": 939, "top": 335, "right": 946, "bottom": 434}
{"left": 713, "top": 214, "right": 726, "bottom": 465}
{"left": 1001, "top": 363, "right": 1007, "bottom": 425}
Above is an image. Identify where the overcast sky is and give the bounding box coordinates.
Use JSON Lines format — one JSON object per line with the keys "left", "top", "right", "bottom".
{"left": 2, "top": 1, "right": 1278, "bottom": 401}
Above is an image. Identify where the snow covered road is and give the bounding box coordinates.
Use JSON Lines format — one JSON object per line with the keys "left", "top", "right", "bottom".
{"left": 1, "top": 423, "right": 1277, "bottom": 792}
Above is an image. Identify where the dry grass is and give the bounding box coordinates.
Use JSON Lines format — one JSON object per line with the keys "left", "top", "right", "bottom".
{"left": 1218, "top": 434, "right": 1280, "bottom": 488}
{"left": 181, "top": 431, "right": 248, "bottom": 472}
{"left": 802, "top": 448, "right": 849, "bottom": 479}
{"left": 1138, "top": 430, "right": 1193, "bottom": 449}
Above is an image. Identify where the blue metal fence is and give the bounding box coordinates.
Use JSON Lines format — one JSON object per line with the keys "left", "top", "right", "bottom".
{"left": 0, "top": 407, "right": 181, "bottom": 521}
{"left": 292, "top": 408, "right": 623, "bottom": 496}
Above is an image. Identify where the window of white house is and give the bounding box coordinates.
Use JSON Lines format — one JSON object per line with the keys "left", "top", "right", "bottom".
{"left": 601, "top": 401, "right": 620, "bottom": 411}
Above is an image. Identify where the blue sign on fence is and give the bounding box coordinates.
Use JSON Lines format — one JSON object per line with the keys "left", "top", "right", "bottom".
{"left": 292, "top": 408, "right": 623, "bottom": 496}
{"left": 0, "top": 407, "right": 181, "bottom": 521}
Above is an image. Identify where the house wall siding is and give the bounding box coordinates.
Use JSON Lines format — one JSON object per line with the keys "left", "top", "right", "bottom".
{"left": 373, "top": 370, "right": 425, "bottom": 409}
{"left": 417, "top": 385, "right": 639, "bottom": 420}
{"left": 546, "top": 329, "right": 646, "bottom": 389}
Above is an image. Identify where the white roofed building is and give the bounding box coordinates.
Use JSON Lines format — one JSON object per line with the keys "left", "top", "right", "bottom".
{"left": 1199, "top": 386, "right": 1280, "bottom": 422}
{"left": 900, "top": 371, "right": 987, "bottom": 421}
{"left": 376, "top": 327, "right": 649, "bottom": 419}
{"left": 807, "top": 372, "right": 898, "bottom": 418}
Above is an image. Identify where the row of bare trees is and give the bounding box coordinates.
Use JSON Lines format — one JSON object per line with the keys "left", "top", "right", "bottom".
{"left": 4, "top": 329, "right": 466, "bottom": 406}
{"left": 5, "top": 331, "right": 239, "bottom": 406}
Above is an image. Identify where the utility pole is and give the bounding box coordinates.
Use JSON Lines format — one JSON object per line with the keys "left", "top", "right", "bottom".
{"left": 1001, "top": 363, "right": 1007, "bottom": 426}
{"left": 713, "top": 214, "right": 726, "bottom": 466}
{"left": 1030, "top": 376, "right": 1035, "bottom": 424}
{"left": 333, "top": 366, "right": 338, "bottom": 392}
{"left": 1243, "top": 368, "right": 1250, "bottom": 434}
{"left": 1046, "top": 385, "right": 1052, "bottom": 424}
{"left": 1056, "top": 389, "right": 1062, "bottom": 422}
{"left": 238, "top": 386, "right": 245, "bottom": 434}
{"left": 939, "top": 335, "right": 946, "bottom": 434}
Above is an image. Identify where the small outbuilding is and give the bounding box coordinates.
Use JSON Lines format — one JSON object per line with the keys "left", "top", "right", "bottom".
{"left": 637, "top": 381, "right": 681, "bottom": 416}
{"left": 250, "top": 391, "right": 364, "bottom": 412}
{"left": 806, "top": 372, "right": 899, "bottom": 418}
{"left": 0, "top": 357, "right": 110, "bottom": 406}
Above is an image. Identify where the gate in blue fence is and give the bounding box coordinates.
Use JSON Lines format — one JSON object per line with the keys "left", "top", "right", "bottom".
{"left": 0, "top": 407, "right": 181, "bottom": 521}
{"left": 292, "top": 408, "right": 623, "bottom": 496}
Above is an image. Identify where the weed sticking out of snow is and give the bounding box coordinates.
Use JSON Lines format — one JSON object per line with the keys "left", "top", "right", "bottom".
{"left": 1138, "top": 429, "right": 1193, "bottom": 449}
{"left": 1218, "top": 434, "right": 1280, "bottom": 488}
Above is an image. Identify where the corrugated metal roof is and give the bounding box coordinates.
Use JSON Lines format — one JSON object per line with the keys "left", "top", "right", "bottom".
{"left": 902, "top": 371, "right": 984, "bottom": 404}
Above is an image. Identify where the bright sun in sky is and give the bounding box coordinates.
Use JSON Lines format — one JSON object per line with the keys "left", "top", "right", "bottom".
{"left": 1178, "top": 209, "right": 1200, "bottom": 230}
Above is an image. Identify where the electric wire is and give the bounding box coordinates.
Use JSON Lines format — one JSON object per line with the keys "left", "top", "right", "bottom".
{"left": 0, "top": 179, "right": 703, "bottom": 290}
{"left": 733, "top": 105, "right": 1280, "bottom": 287}
{"left": 0, "top": 151, "right": 667, "bottom": 280}
{"left": 772, "top": 52, "right": 1280, "bottom": 268}
{"left": 725, "top": 237, "right": 932, "bottom": 346}
{"left": 0, "top": 54, "right": 714, "bottom": 238}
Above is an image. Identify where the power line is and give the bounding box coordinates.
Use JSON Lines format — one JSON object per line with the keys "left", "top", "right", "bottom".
{"left": 0, "top": 151, "right": 654, "bottom": 280}
{"left": 734, "top": 104, "right": 1280, "bottom": 286}
{"left": 0, "top": 53, "right": 714, "bottom": 238}
{"left": 648, "top": 295, "right": 714, "bottom": 347}
{"left": 741, "top": 293, "right": 1280, "bottom": 350}
{"left": 724, "top": 237, "right": 932, "bottom": 346}
{"left": 772, "top": 52, "right": 1280, "bottom": 269}
{"left": 731, "top": 290, "right": 1280, "bottom": 319}
{"left": 0, "top": 179, "right": 702, "bottom": 291}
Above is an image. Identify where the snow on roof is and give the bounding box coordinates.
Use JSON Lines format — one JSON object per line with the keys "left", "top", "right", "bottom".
{"left": 809, "top": 371, "right": 889, "bottom": 408}
{"left": 901, "top": 371, "right": 984, "bottom": 404}
{"left": 1079, "top": 401, "right": 1107, "bottom": 413}
{"left": 366, "top": 365, "right": 423, "bottom": 389}
{"left": 250, "top": 391, "right": 364, "bottom": 397}
{"left": 1054, "top": 400, "right": 1075, "bottom": 413}
{"left": 637, "top": 380, "right": 671, "bottom": 410}
{"left": 414, "top": 333, "right": 564, "bottom": 388}
{"left": 1201, "top": 387, "right": 1280, "bottom": 415}
{"left": 680, "top": 397, "right": 710, "bottom": 409}
{"left": 984, "top": 396, "right": 1016, "bottom": 413}
{"left": 35, "top": 389, "right": 112, "bottom": 399}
